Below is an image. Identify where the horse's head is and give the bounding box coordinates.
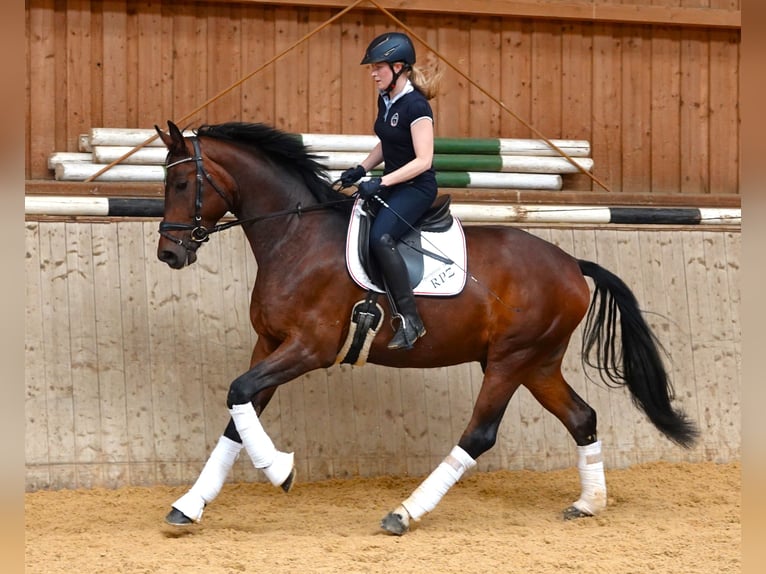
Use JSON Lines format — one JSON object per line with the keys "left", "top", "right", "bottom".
{"left": 155, "top": 121, "right": 237, "bottom": 269}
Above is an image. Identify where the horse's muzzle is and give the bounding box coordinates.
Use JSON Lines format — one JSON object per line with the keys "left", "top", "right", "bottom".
{"left": 158, "top": 243, "right": 198, "bottom": 269}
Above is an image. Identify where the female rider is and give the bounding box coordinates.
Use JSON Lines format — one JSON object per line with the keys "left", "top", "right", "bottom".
{"left": 340, "top": 32, "right": 441, "bottom": 350}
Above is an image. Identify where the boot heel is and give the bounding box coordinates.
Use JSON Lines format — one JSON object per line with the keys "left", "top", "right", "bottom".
{"left": 387, "top": 318, "right": 425, "bottom": 350}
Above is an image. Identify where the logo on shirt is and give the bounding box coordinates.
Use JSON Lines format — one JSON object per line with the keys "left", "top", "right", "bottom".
{"left": 390, "top": 112, "right": 399, "bottom": 127}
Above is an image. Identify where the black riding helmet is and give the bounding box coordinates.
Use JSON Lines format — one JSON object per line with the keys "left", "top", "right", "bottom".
{"left": 360, "top": 32, "right": 416, "bottom": 94}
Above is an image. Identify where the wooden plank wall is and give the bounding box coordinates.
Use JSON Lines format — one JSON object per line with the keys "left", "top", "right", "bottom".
{"left": 24, "top": 221, "right": 741, "bottom": 490}
{"left": 26, "top": 0, "right": 740, "bottom": 196}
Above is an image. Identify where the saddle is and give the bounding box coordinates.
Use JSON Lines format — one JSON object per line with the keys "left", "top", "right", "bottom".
{"left": 337, "top": 194, "right": 466, "bottom": 365}
{"left": 357, "top": 194, "right": 455, "bottom": 288}
{"left": 345, "top": 193, "right": 467, "bottom": 297}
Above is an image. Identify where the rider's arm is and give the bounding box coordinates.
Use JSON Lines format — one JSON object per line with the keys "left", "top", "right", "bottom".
{"left": 360, "top": 143, "right": 384, "bottom": 173}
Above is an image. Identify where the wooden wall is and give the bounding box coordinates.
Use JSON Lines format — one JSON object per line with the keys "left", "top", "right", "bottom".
{"left": 24, "top": 221, "right": 741, "bottom": 490}
{"left": 26, "top": 0, "right": 740, "bottom": 196}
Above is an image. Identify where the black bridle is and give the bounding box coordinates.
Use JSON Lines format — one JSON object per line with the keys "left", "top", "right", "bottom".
{"left": 159, "top": 136, "right": 353, "bottom": 248}
{"left": 159, "top": 137, "right": 235, "bottom": 248}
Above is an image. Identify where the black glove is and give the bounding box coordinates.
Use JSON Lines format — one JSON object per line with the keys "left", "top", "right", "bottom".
{"left": 339, "top": 164, "right": 366, "bottom": 187}
{"left": 357, "top": 177, "right": 384, "bottom": 200}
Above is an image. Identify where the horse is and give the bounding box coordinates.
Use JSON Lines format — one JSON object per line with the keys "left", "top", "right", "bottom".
{"left": 154, "top": 120, "right": 697, "bottom": 535}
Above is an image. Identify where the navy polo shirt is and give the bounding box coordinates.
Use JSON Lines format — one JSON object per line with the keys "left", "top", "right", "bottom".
{"left": 374, "top": 85, "right": 437, "bottom": 191}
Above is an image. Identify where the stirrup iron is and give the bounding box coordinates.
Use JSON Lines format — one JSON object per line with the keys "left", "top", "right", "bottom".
{"left": 387, "top": 313, "right": 425, "bottom": 350}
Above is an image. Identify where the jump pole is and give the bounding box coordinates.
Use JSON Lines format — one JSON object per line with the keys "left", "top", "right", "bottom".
{"left": 88, "top": 128, "right": 590, "bottom": 157}
{"left": 53, "top": 163, "right": 564, "bottom": 190}
{"left": 25, "top": 196, "right": 741, "bottom": 226}
{"left": 89, "top": 146, "right": 591, "bottom": 174}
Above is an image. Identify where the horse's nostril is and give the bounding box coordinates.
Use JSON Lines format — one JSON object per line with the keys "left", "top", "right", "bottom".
{"left": 158, "top": 249, "right": 181, "bottom": 268}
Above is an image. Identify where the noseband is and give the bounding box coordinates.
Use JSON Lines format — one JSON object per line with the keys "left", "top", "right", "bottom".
{"left": 159, "top": 137, "right": 234, "bottom": 248}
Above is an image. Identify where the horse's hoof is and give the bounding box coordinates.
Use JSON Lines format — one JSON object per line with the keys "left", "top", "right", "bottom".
{"left": 380, "top": 509, "right": 410, "bottom": 536}
{"left": 563, "top": 505, "right": 593, "bottom": 520}
{"left": 280, "top": 467, "right": 296, "bottom": 493}
{"left": 165, "top": 507, "right": 196, "bottom": 526}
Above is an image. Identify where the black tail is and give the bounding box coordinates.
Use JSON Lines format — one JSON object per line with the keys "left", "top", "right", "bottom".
{"left": 578, "top": 259, "right": 698, "bottom": 448}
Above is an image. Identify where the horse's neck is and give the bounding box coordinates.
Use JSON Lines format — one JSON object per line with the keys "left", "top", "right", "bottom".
{"left": 232, "top": 168, "right": 339, "bottom": 267}
{"left": 236, "top": 175, "right": 308, "bottom": 220}
{"left": 210, "top": 142, "right": 345, "bottom": 267}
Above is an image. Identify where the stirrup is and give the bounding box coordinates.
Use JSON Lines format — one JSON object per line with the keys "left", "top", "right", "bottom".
{"left": 387, "top": 315, "right": 426, "bottom": 350}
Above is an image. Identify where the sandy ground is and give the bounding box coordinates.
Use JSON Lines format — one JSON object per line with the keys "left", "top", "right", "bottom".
{"left": 25, "top": 461, "right": 740, "bottom": 574}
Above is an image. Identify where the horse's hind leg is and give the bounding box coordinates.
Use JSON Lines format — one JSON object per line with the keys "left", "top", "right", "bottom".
{"left": 524, "top": 364, "right": 607, "bottom": 519}
{"left": 381, "top": 363, "right": 521, "bottom": 535}
{"left": 165, "top": 386, "right": 278, "bottom": 526}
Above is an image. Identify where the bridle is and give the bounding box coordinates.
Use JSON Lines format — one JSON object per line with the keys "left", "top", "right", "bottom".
{"left": 159, "top": 137, "right": 235, "bottom": 248}
{"left": 159, "top": 136, "right": 354, "bottom": 249}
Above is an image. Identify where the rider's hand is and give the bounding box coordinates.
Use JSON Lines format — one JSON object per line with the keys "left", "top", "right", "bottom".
{"left": 339, "top": 165, "right": 366, "bottom": 187}
{"left": 357, "top": 177, "right": 384, "bottom": 200}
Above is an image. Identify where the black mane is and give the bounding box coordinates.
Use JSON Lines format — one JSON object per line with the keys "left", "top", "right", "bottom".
{"left": 196, "top": 122, "right": 352, "bottom": 212}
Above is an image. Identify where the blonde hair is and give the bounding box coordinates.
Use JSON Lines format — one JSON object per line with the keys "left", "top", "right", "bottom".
{"left": 409, "top": 64, "right": 442, "bottom": 101}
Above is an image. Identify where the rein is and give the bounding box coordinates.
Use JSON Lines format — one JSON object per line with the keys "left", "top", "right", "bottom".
{"left": 201, "top": 197, "right": 354, "bottom": 240}
{"left": 159, "top": 136, "right": 353, "bottom": 246}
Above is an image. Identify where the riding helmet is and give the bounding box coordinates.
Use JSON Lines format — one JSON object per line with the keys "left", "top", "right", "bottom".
{"left": 360, "top": 32, "right": 416, "bottom": 66}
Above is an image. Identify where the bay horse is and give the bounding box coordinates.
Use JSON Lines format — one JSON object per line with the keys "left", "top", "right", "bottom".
{"left": 155, "top": 120, "right": 697, "bottom": 535}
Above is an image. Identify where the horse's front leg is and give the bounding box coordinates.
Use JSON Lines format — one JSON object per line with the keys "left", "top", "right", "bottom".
{"left": 224, "top": 337, "right": 324, "bottom": 492}
{"left": 165, "top": 337, "right": 315, "bottom": 526}
{"left": 227, "top": 334, "right": 336, "bottom": 483}
{"left": 165, "top": 390, "right": 279, "bottom": 526}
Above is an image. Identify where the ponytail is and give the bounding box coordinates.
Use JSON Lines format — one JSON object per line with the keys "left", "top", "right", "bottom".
{"left": 409, "top": 64, "right": 442, "bottom": 101}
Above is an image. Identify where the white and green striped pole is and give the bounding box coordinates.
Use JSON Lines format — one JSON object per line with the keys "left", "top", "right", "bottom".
{"left": 318, "top": 152, "right": 591, "bottom": 173}
{"left": 55, "top": 163, "right": 563, "bottom": 190}
{"left": 87, "top": 128, "right": 590, "bottom": 157}
{"left": 325, "top": 170, "right": 562, "bottom": 190}
{"left": 89, "top": 147, "right": 592, "bottom": 175}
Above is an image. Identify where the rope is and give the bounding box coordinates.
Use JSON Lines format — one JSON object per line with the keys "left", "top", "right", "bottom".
{"left": 86, "top": 0, "right": 612, "bottom": 194}
{"left": 84, "top": 0, "right": 367, "bottom": 182}
{"left": 366, "top": 0, "right": 612, "bottom": 193}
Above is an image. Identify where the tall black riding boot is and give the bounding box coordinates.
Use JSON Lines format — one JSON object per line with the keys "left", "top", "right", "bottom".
{"left": 372, "top": 234, "right": 426, "bottom": 350}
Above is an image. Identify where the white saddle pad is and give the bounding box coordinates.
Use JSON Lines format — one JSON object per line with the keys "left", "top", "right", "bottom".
{"left": 345, "top": 198, "right": 467, "bottom": 296}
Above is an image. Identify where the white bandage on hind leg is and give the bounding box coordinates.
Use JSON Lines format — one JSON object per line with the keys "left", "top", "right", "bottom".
{"left": 401, "top": 445, "right": 476, "bottom": 521}
{"left": 229, "top": 402, "right": 294, "bottom": 487}
{"left": 572, "top": 440, "right": 607, "bottom": 515}
{"left": 172, "top": 435, "right": 242, "bottom": 522}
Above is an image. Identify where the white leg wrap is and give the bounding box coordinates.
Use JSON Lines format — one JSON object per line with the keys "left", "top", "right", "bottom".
{"left": 229, "top": 402, "right": 294, "bottom": 487}
{"left": 401, "top": 446, "right": 476, "bottom": 521}
{"left": 572, "top": 440, "right": 607, "bottom": 515}
{"left": 172, "top": 435, "right": 242, "bottom": 522}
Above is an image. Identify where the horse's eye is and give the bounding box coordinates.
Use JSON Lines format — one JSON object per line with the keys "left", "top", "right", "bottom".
{"left": 174, "top": 180, "right": 188, "bottom": 192}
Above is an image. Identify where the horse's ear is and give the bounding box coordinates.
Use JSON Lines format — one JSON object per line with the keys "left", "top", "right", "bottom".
{"left": 155, "top": 121, "right": 186, "bottom": 154}
{"left": 154, "top": 124, "right": 172, "bottom": 149}
{"left": 167, "top": 120, "right": 184, "bottom": 142}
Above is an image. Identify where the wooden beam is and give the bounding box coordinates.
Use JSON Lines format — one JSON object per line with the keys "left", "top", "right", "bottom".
{"left": 199, "top": 1, "right": 741, "bottom": 29}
